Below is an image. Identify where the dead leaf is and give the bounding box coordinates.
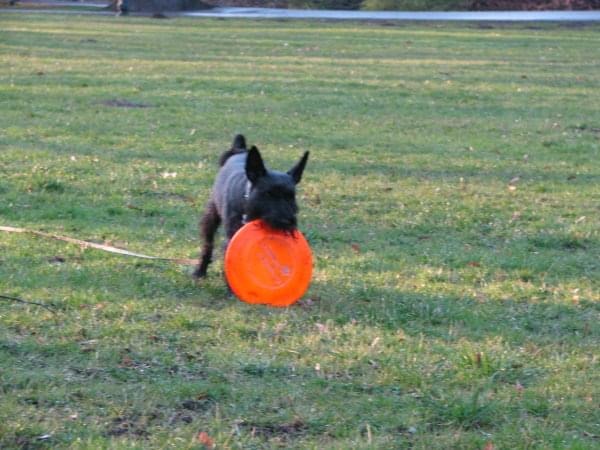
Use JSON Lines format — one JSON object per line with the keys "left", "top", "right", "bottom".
{"left": 467, "top": 261, "right": 481, "bottom": 267}
{"left": 297, "top": 298, "right": 314, "bottom": 308}
{"left": 351, "top": 243, "right": 360, "bottom": 253}
{"left": 120, "top": 356, "right": 133, "bottom": 367}
{"left": 475, "top": 291, "right": 487, "bottom": 303}
{"left": 484, "top": 442, "right": 495, "bottom": 450}
{"left": 197, "top": 431, "right": 214, "bottom": 448}
{"left": 315, "top": 323, "right": 328, "bottom": 334}
{"left": 273, "top": 322, "right": 287, "bottom": 334}
{"left": 575, "top": 216, "right": 586, "bottom": 224}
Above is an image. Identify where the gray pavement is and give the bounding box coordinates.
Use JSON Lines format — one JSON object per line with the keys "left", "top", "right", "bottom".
{"left": 185, "top": 7, "right": 600, "bottom": 21}
{"left": 3, "top": 2, "right": 600, "bottom": 21}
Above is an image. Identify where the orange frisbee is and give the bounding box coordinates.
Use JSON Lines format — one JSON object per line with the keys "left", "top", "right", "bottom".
{"left": 224, "top": 220, "right": 312, "bottom": 307}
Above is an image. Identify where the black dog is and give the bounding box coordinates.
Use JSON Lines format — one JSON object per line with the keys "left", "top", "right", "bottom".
{"left": 193, "top": 134, "right": 309, "bottom": 279}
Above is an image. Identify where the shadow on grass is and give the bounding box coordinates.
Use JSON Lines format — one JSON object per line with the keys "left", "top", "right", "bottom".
{"left": 304, "top": 275, "right": 599, "bottom": 345}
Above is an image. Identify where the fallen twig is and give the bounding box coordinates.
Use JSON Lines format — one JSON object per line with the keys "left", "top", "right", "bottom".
{"left": 0, "top": 294, "right": 58, "bottom": 313}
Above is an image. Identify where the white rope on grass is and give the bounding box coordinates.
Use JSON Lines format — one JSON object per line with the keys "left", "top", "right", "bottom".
{"left": 0, "top": 225, "right": 198, "bottom": 266}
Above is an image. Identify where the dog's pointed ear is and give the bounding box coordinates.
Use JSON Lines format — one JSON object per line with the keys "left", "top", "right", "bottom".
{"left": 246, "top": 146, "right": 267, "bottom": 183}
{"left": 287, "top": 151, "right": 309, "bottom": 184}
{"left": 232, "top": 134, "right": 246, "bottom": 150}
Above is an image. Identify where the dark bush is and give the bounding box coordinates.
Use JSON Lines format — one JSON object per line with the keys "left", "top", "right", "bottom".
{"left": 362, "top": 0, "right": 471, "bottom": 10}
{"left": 289, "top": 0, "right": 362, "bottom": 9}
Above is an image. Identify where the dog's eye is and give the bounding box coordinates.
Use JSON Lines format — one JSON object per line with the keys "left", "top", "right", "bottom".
{"left": 268, "top": 189, "right": 294, "bottom": 200}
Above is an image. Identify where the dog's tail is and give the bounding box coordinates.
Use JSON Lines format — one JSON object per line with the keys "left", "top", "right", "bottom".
{"left": 218, "top": 134, "right": 248, "bottom": 166}
{"left": 232, "top": 134, "right": 246, "bottom": 150}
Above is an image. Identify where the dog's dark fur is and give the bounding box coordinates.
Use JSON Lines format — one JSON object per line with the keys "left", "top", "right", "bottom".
{"left": 193, "top": 134, "right": 309, "bottom": 279}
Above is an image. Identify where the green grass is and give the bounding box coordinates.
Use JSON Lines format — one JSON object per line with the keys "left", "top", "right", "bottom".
{"left": 1, "top": 14, "right": 600, "bottom": 448}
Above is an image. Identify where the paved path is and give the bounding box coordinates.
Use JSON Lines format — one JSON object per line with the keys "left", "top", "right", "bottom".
{"left": 4, "top": 2, "right": 600, "bottom": 21}
{"left": 184, "top": 7, "right": 600, "bottom": 21}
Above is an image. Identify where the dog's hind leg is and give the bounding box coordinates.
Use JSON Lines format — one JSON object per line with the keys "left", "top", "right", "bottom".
{"left": 194, "top": 201, "right": 221, "bottom": 278}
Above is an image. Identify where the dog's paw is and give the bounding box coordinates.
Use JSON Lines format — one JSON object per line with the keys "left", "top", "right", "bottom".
{"left": 192, "top": 268, "right": 207, "bottom": 279}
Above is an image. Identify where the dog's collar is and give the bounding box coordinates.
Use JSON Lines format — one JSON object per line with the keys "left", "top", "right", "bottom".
{"left": 243, "top": 180, "right": 252, "bottom": 200}
{"left": 242, "top": 180, "right": 252, "bottom": 224}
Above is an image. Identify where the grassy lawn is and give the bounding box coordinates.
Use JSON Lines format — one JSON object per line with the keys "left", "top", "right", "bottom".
{"left": 1, "top": 14, "right": 599, "bottom": 448}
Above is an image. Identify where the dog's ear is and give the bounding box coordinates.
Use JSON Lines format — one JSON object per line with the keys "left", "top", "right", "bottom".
{"left": 232, "top": 134, "right": 246, "bottom": 150}
{"left": 287, "top": 151, "right": 309, "bottom": 184}
{"left": 246, "top": 146, "right": 267, "bottom": 183}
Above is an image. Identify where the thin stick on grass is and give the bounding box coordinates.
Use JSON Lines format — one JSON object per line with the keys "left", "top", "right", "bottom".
{"left": 0, "top": 294, "right": 58, "bottom": 313}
